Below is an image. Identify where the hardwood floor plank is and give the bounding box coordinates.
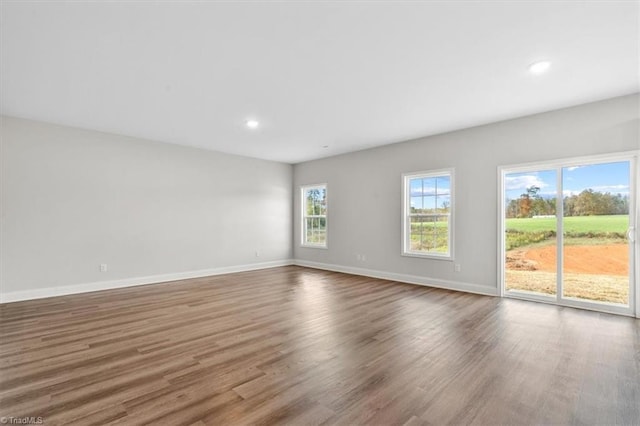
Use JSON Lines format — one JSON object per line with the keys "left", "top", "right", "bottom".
{"left": 1, "top": 266, "right": 638, "bottom": 425}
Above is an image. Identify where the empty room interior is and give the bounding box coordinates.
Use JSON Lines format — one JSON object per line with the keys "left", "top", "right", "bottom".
{"left": 1, "top": 1, "right": 639, "bottom": 425}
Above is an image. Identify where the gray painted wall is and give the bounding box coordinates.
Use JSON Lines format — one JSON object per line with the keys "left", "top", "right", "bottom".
{"left": 1, "top": 94, "right": 637, "bottom": 300}
{"left": 293, "top": 94, "right": 639, "bottom": 293}
{"left": 1, "top": 116, "right": 293, "bottom": 295}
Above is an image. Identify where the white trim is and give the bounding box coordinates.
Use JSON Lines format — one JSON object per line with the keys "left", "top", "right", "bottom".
{"left": 498, "top": 150, "right": 640, "bottom": 172}
{"left": 497, "top": 166, "right": 506, "bottom": 297}
{"left": 504, "top": 289, "right": 556, "bottom": 304}
{"left": 505, "top": 291, "right": 636, "bottom": 318}
{"left": 631, "top": 155, "right": 639, "bottom": 318}
{"left": 0, "top": 259, "right": 294, "bottom": 304}
{"left": 401, "top": 168, "right": 455, "bottom": 260}
{"left": 400, "top": 252, "right": 453, "bottom": 261}
{"left": 294, "top": 259, "right": 498, "bottom": 297}
{"left": 556, "top": 166, "right": 564, "bottom": 304}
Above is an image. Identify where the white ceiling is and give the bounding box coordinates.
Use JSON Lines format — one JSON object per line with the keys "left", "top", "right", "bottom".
{"left": 1, "top": 1, "right": 638, "bottom": 164}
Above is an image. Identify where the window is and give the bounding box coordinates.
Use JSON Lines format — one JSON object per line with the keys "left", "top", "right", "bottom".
{"left": 403, "top": 169, "right": 453, "bottom": 259}
{"left": 301, "top": 184, "right": 327, "bottom": 247}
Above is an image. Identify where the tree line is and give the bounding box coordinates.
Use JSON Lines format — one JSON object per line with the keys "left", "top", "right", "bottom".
{"left": 506, "top": 186, "right": 629, "bottom": 218}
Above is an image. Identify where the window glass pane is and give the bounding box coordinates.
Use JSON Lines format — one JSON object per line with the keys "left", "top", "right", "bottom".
{"left": 410, "top": 215, "right": 449, "bottom": 253}
{"left": 423, "top": 196, "right": 436, "bottom": 213}
{"left": 434, "top": 215, "right": 449, "bottom": 253}
{"left": 305, "top": 188, "right": 324, "bottom": 215}
{"left": 410, "top": 216, "right": 428, "bottom": 252}
{"left": 504, "top": 169, "right": 557, "bottom": 296}
{"left": 410, "top": 216, "right": 437, "bottom": 252}
{"left": 316, "top": 217, "right": 327, "bottom": 244}
{"left": 410, "top": 178, "right": 423, "bottom": 197}
{"left": 411, "top": 196, "right": 423, "bottom": 212}
{"left": 304, "top": 190, "right": 314, "bottom": 215}
{"left": 305, "top": 217, "right": 326, "bottom": 244}
{"left": 423, "top": 216, "right": 438, "bottom": 251}
{"left": 437, "top": 195, "right": 451, "bottom": 213}
{"left": 422, "top": 178, "right": 437, "bottom": 196}
{"left": 436, "top": 176, "right": 451, "bottom": 195}
{"left": 305, "top": 218, "right": 314, "bottom": 243}
{"left": 562, "top": 161, "right": 629, "bottom": 305}
{"left": 319, "top": 188, "right": 327, "bottom": 216}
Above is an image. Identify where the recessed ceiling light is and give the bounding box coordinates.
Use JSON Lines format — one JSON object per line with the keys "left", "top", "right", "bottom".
{"left": 528, "top": 61, "right": 551, "bottom": 75}
{"left": 245, "top": 119, "right": 259, "bottom": 129}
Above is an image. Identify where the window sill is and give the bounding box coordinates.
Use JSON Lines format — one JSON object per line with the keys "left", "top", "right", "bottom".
{"left": 402, "top": 252, "right": 453, "bottom": 261}
{"left": 301, "top": 244, "right": 328, "bottom": 250}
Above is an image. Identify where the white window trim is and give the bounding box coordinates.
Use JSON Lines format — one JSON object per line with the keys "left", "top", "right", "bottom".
{"left": 301, "top": 183, "right": 328, "bottom": 249}
{"left": 402, "top": 168, "right": 455, "bottom": 260}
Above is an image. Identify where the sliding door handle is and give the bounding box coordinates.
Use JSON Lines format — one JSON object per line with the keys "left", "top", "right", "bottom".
{"left": 628, "top": 227, "right": 636, "bottom": 243}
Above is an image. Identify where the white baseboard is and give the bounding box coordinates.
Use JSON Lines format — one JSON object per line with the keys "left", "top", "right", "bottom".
{"left": 0, "top": 259, "right": 295, "bottom": 303}
{"left": 293, "top": 259, "right": 498, "bottom": 297}
{"left": 1, "top": 258, "right": 498, "bottom": 304}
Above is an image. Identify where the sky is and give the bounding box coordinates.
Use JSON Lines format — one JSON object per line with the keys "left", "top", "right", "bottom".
{"left": 410, "top": 176, "right": 451, "bottom": 210}
{"left": 504, "top": 161, "right": 630, "bottom": 200}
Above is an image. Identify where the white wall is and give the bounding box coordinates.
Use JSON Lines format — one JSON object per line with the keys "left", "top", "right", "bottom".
{"left": 293, "top": 94, "right": 640, "bottom": 295}
{"left": 1, "top": 116, "right": 293, "bottom": 300}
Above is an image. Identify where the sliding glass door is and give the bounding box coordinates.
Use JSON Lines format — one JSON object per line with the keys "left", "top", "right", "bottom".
{"left": 500, "top": 154, "right": 637, "bottom": 316}
{"left": 561, "top": 162, "right": 631, "bottom": 306}
{"left": 503, "top": 168, "right": 558, "bottom": 299}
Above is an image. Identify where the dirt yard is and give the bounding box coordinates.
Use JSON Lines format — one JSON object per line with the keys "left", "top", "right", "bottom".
{"left": 505, "top": 244, "right": 629, "bottom": 304}
{"left": 506, "top": 244, "right": 628, "bottom": 275}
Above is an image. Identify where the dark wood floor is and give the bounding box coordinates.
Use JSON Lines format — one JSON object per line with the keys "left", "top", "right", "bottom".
{"left": 0, "top": 266, "right": 638, "bottom": 425}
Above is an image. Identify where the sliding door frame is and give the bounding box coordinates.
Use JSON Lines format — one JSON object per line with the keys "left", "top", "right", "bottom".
{"left": 498, "top": 150, "right": 639, "bottom": 318}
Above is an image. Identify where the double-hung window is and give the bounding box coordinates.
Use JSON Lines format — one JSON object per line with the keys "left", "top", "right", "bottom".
{"left": 403, "top": 169, "right": 454, "bottom": 259}
{"left": 301, "top": 184, "right": 327, "bottom": 248}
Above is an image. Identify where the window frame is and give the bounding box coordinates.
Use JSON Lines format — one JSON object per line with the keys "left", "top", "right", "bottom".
{"left": 301, "top": 183, "right": 328, "bottom": 249}
{"left": 497, "top": 151, "right": 638, "bottom": 317}
{"left": 402, "top": 168, "right": 455, "bottom": 260}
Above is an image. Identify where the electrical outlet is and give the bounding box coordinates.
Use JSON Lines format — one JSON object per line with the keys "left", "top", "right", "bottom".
{"left": 454, "top": 264, "right": 461, "bottom": 272}
{"left": 100, "top": 264, "right": 108, "bottom": 272}
{"left": 255, "top": 250, "right": 260, "bottom": 257}
{"left": 361, "top": 254, "right": 366, "bottom": 261}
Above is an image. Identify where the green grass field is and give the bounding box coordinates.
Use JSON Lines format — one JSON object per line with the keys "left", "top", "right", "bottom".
{"left": 506, "top": 215, "right": 628, "bottom": 233}
{"left": 505, "top": 214, "right": 628, "bottom": 250}
{"left": 410, "top": 222, "right": 448, "bottom": 252}
{"left": 412, "top": 215, "right": 629, "bottom": 252}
